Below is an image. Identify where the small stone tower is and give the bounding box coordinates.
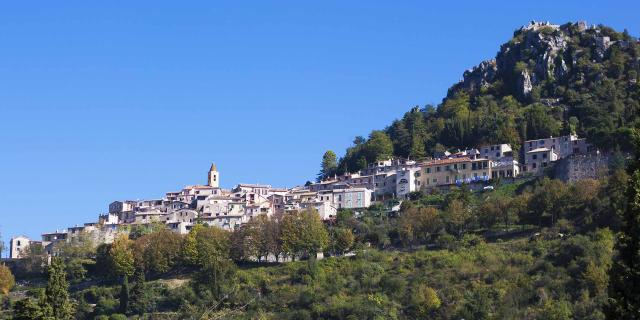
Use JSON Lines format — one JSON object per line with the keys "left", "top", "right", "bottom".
{"left": 208, "top": 163, "right": 219, "bottom": 187}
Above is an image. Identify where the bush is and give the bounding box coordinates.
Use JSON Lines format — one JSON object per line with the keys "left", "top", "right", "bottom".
{"left": 461, "top": 234, "right": 485, "bottom": 248}
{"left": 109, "top": 314, "right": 127, "bottom": 320}
{"left": 436, "top": 234, "right": 457, "bottom": 250}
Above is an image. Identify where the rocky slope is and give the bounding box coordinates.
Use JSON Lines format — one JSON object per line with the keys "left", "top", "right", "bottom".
{"left": 331, "top": 21, "right": 640, "bottom": 176}
{"left": 452, "top": 20, "right": 638, "bottom": 102}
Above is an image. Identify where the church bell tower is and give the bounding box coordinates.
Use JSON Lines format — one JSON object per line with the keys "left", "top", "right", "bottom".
{"left": 208, "top": 163, "right": 219, "bottom": 188}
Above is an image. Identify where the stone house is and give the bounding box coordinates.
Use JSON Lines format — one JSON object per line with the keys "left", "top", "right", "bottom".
{"left": 9, "top": 236, "right": 31, "bottom": 259}
{"left": 523, "top": 147, "right": 558, "bottom": 174}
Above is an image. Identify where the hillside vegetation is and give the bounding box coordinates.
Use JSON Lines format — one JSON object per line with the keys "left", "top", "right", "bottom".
{"left": 328, "top": 21, "right": 640, "bottom": 178}
{"left": 0, "top": 167, "right": 631, "bottom": 319}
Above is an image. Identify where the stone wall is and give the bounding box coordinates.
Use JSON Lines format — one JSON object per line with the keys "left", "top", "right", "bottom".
{"left": 555, "top": 153, "right": 610, "bottom": 182}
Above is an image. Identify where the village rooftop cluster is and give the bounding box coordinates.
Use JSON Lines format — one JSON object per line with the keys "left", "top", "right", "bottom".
{"left": 8, "top": 134, "right": 591, "bottom": 260}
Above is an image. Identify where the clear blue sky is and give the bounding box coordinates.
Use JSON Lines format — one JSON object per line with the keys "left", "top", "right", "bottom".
{"left": 1, "top": 0, "right": 638, "bottom": 254}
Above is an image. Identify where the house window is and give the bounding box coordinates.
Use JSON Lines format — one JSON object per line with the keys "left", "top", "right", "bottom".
{"left": 445, "top": 176, "right": 450, "bottom": 183}
{"left": 453, "top": 164, "right": 458, "bottom": 169}
{"left": 462, "top": 163, "right": 467, "bottom": 170}
{"left": 433, "top": 178, "right": 437, "bottom": 183}
{"left": 426, "top": 168, "right": 431, "bottom": 173}
{"left": 532, "top": 154, "right": 537, "bottom": 160}
{"left": 436, "top": 166, "right": 441, "bottom": 172}
{"left": 542, "top": 153, "right": 547, "bottom": 159}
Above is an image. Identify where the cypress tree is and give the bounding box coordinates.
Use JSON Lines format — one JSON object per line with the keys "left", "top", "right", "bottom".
{"left": 119, "top": 274, "right": 129, "bottom": 314}
{"left": 128, "top": 267, "right": 148, "bottom": 315}
{"left": 44, "top": 258, "right": 75, "bottom": 320}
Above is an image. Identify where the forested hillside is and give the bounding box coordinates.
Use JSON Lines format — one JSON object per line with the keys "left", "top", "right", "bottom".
{"left": 329, "top": 21, "right": 640, "bottom": 178}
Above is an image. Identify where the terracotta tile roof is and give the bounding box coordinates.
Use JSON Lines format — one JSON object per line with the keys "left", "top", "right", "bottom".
{"left": 422, "top": 157, "right": 474, "bottom": 166}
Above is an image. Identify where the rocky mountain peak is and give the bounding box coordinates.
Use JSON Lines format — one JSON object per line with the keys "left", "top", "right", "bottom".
{"left": 450, "top": 21, "right": 619, "bottom": 100}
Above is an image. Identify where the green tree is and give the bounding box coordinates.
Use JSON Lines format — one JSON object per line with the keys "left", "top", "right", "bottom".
{"left": 364, "top": 130, "right": 393, "bottom": 162}
{"left": 444, "top": 199, "right": 473, "bottom": 237}
{"left": 182, "top": 223, "right": 204, "bottom": 266}
{"left": 53, "top": 235, "right": 96, "bottom": 283}
{"left": 332, "top": 228, "right": 355, "bottom": 255}
{"left": 388, "top": 119, "right": 411, "bottom": 158}
{"left": 540, "top": 299, "right": 573, "bottom": 320}
{"left": 128, "top": 267, "right": 148, "bottom": 315}
{"left": 479, "top": 196, "right": 515, "bottom": 230}
{"left": 13, "top": 298, "right": 46, "bottom": 320}
{"left": 527, "top": 177, "right": 570, "bottom": 226}
{"left": 523, "top": 104, "right": 561, "bottom": 140}
{"left": 353, "top": 136, "right": 365, "bottom": 145}
{"left": 410, "top": 132, "right": 427, "bottom": 160}
{"left": 406, "top": 107, "right": 428, "bottom": 159}
{"left": 410, "top": 285, "right": 441, "bottom": 317}
{"left": 110, "top": 234, "right": 135, "bottom": 278}
{"left": 232, "top": 214, "right": 280, "bottom": 262}
{"left": 119, "top": 274, "right": 129, "bottom": 314}
{"left": 399, "top": 206, "right": 441, "bottom": 247}
{"left": 318, "top": 150, "right": 338, "bottom": 181}
{"left": 281, "top": 209, "right": 329, "bottom": 260}
{"left": 192, "top": 226, "right": 236, "bottom": 301}
{"left": 0, "top": 231, "right": 5, "bottom": 260}
{"left": 134, "top": 228, "right": 183, "bottom": 274}
{"left": 95, "top": 243, "right": 115, "bottom": 278}
{"left": 44, "top": 258, "right": 75, "bottom": 320}
{"left": 607, "top": 131, "right": 640, "bottom": 318}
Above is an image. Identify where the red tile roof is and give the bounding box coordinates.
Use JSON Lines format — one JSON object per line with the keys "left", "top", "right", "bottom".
{"left": 420, "top": 157, "right": 490, "bottom": 166}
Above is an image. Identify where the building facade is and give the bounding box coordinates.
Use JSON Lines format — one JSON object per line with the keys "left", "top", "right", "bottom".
{"left": 419, "top": 157, "right": 491, "bottom": 188}
{"left": 523, "top": 147, "right": 559, "bottom": 174}
{"left": 9, "top": 236, "right": 31, "bottom": 259}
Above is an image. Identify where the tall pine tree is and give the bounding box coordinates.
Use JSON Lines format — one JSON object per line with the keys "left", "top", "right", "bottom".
{"left": 318, "top": 150, "right": 338, "bottom": 181}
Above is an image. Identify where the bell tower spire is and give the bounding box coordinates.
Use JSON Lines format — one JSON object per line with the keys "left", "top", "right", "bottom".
{"left": 208, "top": 163, "right": 219, "bottom": 187}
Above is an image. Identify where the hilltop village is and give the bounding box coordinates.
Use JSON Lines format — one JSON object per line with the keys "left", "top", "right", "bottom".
{"left": 8, "top": 133, "right": 594, "bottom": 260}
